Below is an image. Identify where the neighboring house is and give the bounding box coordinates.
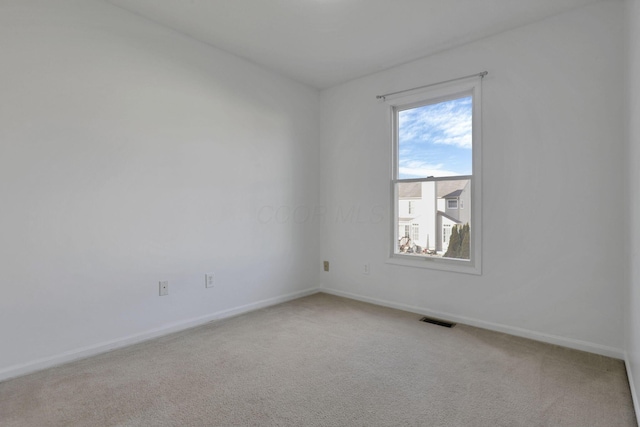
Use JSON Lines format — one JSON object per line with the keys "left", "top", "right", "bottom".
{"left": 397, "top": 179, "right": 470, "bottom": 255}
{"left": 397, "top": 182, "right": 435, "bottom": 253}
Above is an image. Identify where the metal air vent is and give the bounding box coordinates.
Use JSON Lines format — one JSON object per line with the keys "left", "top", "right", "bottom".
{"left": 419, "top": 316, "right": 456, "bottom": 328}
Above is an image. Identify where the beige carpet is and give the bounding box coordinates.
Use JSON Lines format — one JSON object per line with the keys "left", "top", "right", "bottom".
{"left": 0, "top": 293, "right": 636, "bottom": 426}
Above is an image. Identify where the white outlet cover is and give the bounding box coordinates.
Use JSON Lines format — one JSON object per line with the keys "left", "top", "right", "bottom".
{"left": 205, "top": 273, "right": 215, "bottom": 288}
{"left": 159, "top": 281, "right": 169, "bottom": 296}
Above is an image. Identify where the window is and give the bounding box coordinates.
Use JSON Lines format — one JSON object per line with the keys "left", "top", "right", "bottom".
{"left": 443, "top": 224, "right": 451, "bottom": 244}
{"left": 411, "top": 224, "right": 420, "bottom": 242}
{"left": 388, "top": 76, "right": 482, "bottom": 274}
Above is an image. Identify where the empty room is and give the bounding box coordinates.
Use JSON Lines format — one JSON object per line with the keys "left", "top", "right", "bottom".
{"left": 2, "top": 0, "right": 640, "bottom": 425}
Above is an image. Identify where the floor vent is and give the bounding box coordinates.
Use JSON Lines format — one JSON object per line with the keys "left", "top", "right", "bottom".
{"left": 419, "top": 316, "right": 456, "bottom": 328}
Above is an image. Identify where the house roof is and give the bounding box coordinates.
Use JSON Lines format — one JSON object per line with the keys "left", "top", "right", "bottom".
{"left": 437, "top": 180, "right": 469, "bottom": 198}
{"left": 397, "top": 179, "right": 469, "bottom": 199}
{"left": 442, "top": 189, "right": 463, "bottom": 199}
{"left": 438, "top": 211, "right": 462, "bottom": 224}
{"left": 398, "top": 182, "right": 421, "bottom": 198}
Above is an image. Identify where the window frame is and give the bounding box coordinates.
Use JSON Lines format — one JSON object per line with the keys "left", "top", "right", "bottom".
{"left": 386, "top": 77, "right": 483, "bottom": 275}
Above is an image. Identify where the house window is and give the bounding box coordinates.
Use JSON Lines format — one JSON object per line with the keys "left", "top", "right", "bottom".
{"left": 443, "top": 224, "right": 451, "bottom": 243}
{"left": 411, "top": 224, "right": 419, "bottom": 242}
{"left": 388, "top": 76, "right": 483, "bottom": 275}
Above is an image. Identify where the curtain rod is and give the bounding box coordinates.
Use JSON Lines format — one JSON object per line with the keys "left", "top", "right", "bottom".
{"left": 376, "top": 71, "right": 488, "bottom": 100}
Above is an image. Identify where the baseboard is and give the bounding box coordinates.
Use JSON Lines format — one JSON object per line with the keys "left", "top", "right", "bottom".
{"left": 0, "top": 287, "right": 321, "bottom": 383}
{"left": 321, "top": 288, "right": 624, "bottom": 359}
{"left": 625, "top": 352, "right": 640, "bottom": 427}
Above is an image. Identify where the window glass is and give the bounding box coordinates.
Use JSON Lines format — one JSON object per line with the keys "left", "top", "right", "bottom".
{"left": 398, "top": 96, "right": 472, "bottom": 179}
{"left": 388, "top": 77, "right": 483, "bottom": 274}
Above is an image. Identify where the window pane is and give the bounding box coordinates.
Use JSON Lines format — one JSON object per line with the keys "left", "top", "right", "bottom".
{"left": 398, "top": 96, "right": 472, "bottom": 179}
{"left": 396, "top": 179, "right": 471, "bottom": 259}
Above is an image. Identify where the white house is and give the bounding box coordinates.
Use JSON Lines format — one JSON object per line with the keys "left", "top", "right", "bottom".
{"left": 397, "top": 179, "right": 470, "bottom": 255}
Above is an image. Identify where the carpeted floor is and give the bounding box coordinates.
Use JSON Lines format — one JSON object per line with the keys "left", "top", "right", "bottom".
{"left": 0, "top": 293, "right": 637, "bottom": 426}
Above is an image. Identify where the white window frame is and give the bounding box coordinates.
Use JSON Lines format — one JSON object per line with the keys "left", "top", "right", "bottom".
{"left": 447, "top": 199, "right": 458, "bottom": 209}
{"left": 386, "top": 77, "right": 482, "bottom": 275}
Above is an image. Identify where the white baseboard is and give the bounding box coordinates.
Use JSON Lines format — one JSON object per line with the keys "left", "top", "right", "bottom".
{"left": 625, "top": 352, "right": 640, "bottom": 427}
{"left": 321, "top": 288, "right": 624, "bottom": 359}
{"left": 0, "top": 287, "right": 321, "bottom": 383}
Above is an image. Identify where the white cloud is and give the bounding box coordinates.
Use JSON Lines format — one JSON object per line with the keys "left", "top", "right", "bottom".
{"left": 399, "top": 97, "right": 472, "bottom": 149}
{"left": 398, "top": 160, "right": 461, "bottom": 178}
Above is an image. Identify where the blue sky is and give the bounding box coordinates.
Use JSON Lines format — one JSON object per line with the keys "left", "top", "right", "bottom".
{"left": 398, "top": 96, "right": 472, "bottom": 179}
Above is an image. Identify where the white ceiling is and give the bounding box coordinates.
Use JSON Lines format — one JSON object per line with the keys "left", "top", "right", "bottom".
{"left": 107, "top": 0, "right": 604, "bottom": 89}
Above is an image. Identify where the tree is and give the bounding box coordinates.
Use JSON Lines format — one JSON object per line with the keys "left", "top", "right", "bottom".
{"left": 444, "top": 226, "right": 460, "bottom": 258}
{"left": 460, "top": 225, "right": 470, "bottom": 259}
{"left": 444, "top": 223, "right": 470, "bottom": 259}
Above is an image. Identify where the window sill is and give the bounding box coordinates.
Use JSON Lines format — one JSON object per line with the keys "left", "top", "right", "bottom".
{"left": 386, "top": 254, "right": 481, "bottom": 275}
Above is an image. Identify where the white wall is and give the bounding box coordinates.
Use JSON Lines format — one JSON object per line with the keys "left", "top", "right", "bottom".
{"left": 626, "top": 0, "right": 640, "bottom": 415}
{"left": 320, "top": 1, "right": 626, "bottom": 356}
{"left": 0, "top": 0, "right": 320, "bottom": 379}
{"left": 0, "top": 0, "right": 632, "bottom": 386}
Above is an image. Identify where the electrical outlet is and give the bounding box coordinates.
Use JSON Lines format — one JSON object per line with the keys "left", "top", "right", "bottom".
{"left": 363, "top": 263, "right": 370, "bottom": 275}
{"left": 205, "top": 273, "right": 215, "bottom": 288}
{"left": 159, "top": 281, "right": 168, "bottom": 296}
{"left": 323, "top": 261, "right": 329, "bottom": 272}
